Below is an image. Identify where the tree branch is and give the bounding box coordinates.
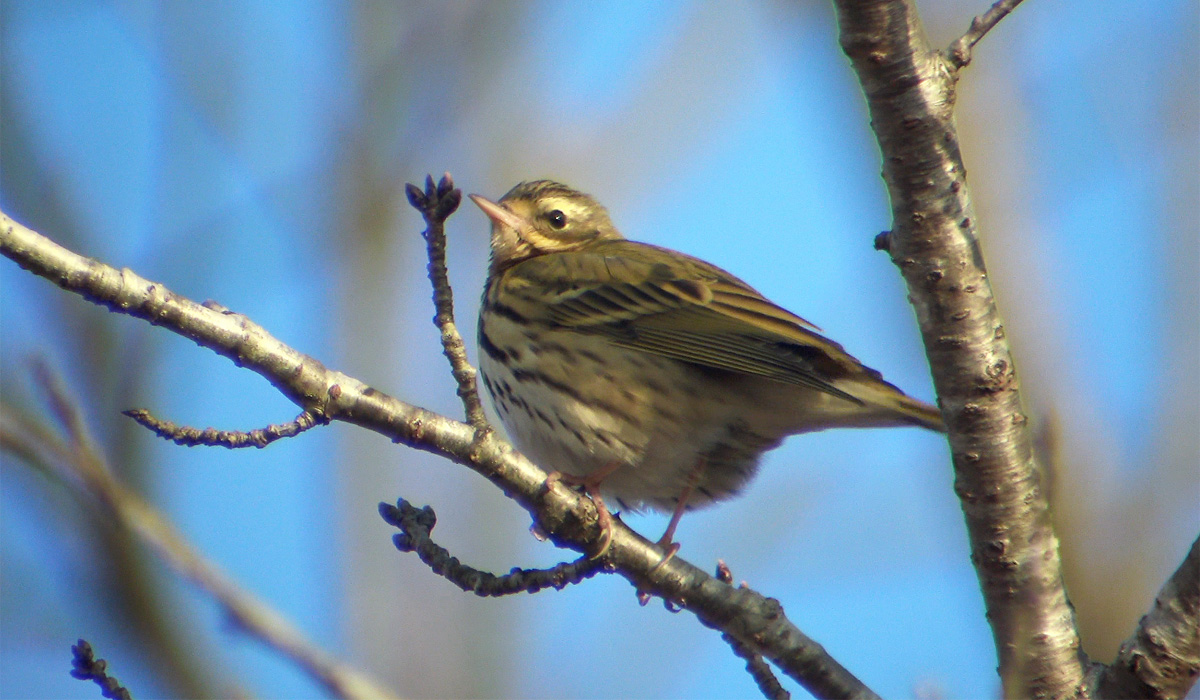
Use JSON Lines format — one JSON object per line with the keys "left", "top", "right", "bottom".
{"left": 946, "top": 0, "right": 1025, "bottom": 70}
{"left": 406, "top": 174, "right": 490, "bottom": 430}
{"left": 833, "top": 0, "right": 1086, "bottom": 696}
{"left": 380, "top": 499, "right": 607, "bottom": 596}
{"left": 70, "top": 639, "right": 133, "bottom": 700}
{"left": 122, "top": 408, "right": 324, "bottom": 448}
{"left": 1095, "top": 535, "right": 1200, "bottom": 699}
{"left": 1, "top": 210, "right": 880, "bottom": 698}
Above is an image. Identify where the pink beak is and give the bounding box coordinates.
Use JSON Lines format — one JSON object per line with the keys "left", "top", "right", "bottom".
{"left": 469, "top": 194, "right": 530, "bottom": 233}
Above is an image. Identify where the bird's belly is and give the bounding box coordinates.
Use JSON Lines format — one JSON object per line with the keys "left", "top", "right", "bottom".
{"left": 478, "top": 319, "right": 776, "bottom": 512}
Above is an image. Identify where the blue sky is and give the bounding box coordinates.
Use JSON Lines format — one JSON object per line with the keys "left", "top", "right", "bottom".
{"left": 2, "top": 2, "right": 1196, "bottom": 698}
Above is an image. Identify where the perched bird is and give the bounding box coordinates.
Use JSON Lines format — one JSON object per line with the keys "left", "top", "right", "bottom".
{"left": 470, "top": 181, "right": 944, "bottom": 556}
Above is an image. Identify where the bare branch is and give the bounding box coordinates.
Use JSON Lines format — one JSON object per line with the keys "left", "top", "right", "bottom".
{"left": 833, "top": 0, "right": 1085, "bottom": 695}
{"left": 380, "top": 499, "right": 607, "bottom": 596}
{"left": 122, "top": 408, "right": 324, "bottom": 448}
{"left": 405, "top": 173, "right": 489, "bottom": 430}
{"left": 70, "top": 639, "right": 133, "bottom": 700}
{"left": 1095, "top": 535, "right": 1200, "bottom": 699}
{"left": 1, "top": 209, "right": 880, "bottom": 700}
{"left": 947, "top": 0, "right": 1026, "bottom": 70}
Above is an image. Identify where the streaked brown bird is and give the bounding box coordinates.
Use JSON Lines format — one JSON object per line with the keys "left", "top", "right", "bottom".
{"left": 471, "top": 181, "right": 944, "bottom": 557}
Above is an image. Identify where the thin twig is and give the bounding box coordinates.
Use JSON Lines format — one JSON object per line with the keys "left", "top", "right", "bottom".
{"left": 405, "top": 174, "right": 490, "bottom": 430}
{"left": 70, "top": 639, "right": 134, "bottom": 700}
{"left": 34, "top": 360, "right": 91, "bottom": 450}
{"left": 3, "top": 367, "right": 398, "bottom": 700}
{"left": 122, "top": 408, "right": 324, "bottom": 448}
{"left": 946, "top": 0, "right": 1025, "bottom": 69}
{"left": 380, "top": 499, "right": 607, "bottom": 595}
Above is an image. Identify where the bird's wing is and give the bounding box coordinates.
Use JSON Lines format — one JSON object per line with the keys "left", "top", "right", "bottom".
{"left": 500, "top": 241, "right": 891, "bottom": 403}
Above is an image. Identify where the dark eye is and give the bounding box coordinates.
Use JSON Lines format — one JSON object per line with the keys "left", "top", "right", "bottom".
{"left": 546, "top": 209, "right": 567, "bottom": 229}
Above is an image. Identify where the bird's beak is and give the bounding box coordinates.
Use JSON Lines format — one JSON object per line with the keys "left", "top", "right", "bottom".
{"left": 469, "top": 194, "right": 529, "bottom": 234}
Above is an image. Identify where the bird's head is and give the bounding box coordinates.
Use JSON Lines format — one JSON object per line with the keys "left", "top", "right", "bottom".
{"left": 470, "top": 180, "right": 623, "bottom": 270}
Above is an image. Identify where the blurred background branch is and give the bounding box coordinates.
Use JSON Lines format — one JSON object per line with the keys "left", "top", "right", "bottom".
{"left": 0, "top": 360, "right": 396, "bottom": 700}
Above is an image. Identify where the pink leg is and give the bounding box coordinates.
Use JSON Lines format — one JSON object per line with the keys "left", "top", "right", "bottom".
{"left": 651, "top": 460, "right": 705, "bottom": 570}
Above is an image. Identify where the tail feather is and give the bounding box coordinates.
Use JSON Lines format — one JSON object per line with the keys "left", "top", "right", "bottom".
{"left": 894, "top": 394, "right": 946, "bottom": 433}
{"left": 835, "top": 376, "right": 946, "bottom": 433}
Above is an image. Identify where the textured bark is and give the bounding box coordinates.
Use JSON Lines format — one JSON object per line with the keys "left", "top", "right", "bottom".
{"left": 1096, "top": 536, "right": 1200, "bottom": 699}
{"left": 833, "top": 1, "right": 1087, "bottom": 696}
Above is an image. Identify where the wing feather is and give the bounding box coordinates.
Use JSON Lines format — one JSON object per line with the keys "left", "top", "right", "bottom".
{"left": 499, "top": 241, "right": 879, "bottom": 404}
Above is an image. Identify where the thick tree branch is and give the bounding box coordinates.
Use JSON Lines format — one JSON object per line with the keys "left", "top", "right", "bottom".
{"left": 1, "top": 211, "right": 879, "bottom": 699}
{"left": 833, "top": 0, "right": 1086, "bottom": 696}
{"left": 1095, "top": 535, "right": 1200, "bottom": 699}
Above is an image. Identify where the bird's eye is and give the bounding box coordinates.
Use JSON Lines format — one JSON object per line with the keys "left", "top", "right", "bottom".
{"left": 546, "top": 209, "right": 567, "bottom": 229}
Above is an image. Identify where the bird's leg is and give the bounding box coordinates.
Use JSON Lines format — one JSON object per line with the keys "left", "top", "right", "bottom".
{"left": 544, "top": 461, "right": 623, "bottom": 558}
{"left": 651, "top": 459, "right": 705, "bottom": 571}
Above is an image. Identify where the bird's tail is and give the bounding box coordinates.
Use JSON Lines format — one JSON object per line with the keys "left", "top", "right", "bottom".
{"left": 892, "top": 393, "right": 946, "bottom": 433}
{"left": 835, "top": 376, "right": 946, "bottom": 433}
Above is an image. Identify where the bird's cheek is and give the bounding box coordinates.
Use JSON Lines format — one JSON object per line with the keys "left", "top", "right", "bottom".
{"left": 491, "top": 229, "right": 528, "bottom": 260}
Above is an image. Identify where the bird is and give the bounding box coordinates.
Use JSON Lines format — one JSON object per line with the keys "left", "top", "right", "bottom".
{"left": 469, "top": 180, "right": 944, "bottom": 557}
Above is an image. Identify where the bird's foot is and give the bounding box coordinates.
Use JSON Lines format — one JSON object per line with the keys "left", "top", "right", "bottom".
{"left": 544, "top": 465, "right": 622, "bottom": 559}
{"left": 648, "top": 511, "right": 684, "bottom": 573}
